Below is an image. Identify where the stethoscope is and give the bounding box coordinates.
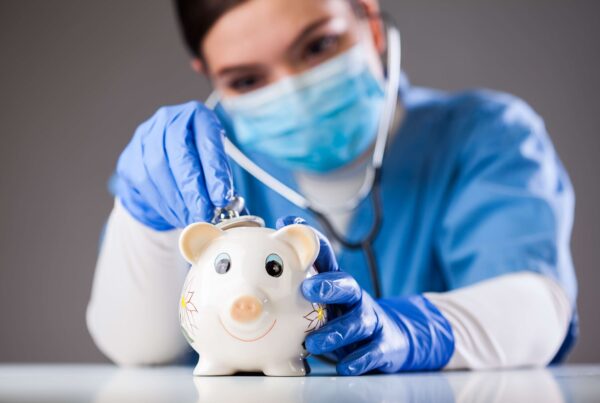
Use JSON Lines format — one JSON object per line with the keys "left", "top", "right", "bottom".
{"left": 206, "top": 23, "right": 401, "bottom": 300}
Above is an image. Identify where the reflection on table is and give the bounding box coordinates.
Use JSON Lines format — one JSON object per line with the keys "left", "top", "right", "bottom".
{"left": 1, "top": 363, "right": 599, "bottom": 403}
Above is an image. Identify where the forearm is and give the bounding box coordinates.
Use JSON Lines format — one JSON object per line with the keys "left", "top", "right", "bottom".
{"left": 425, "top": 272, "right": 572, "bottom": 370}
{"left": 86, "top": 199, "right": 190, "bottom": 365}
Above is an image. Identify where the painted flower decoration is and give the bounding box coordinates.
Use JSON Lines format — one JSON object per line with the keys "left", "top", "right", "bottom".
{"left": 303, "top": 303, "right": 327, "bottom": 333}
{"left": 179, "top": 274, "right": 198, "bottom": 343}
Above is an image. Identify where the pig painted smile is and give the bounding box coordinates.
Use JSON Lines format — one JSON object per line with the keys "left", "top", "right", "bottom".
{"left": 218, "top": 316, "right": 277, "bottom": 342}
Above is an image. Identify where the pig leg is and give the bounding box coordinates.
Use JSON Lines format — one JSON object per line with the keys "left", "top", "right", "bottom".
{"left": 193, "top": 358, "right": 236, "bottom": 376}
{"left": 262, "top": 357, "right": 307, "bottom": 376}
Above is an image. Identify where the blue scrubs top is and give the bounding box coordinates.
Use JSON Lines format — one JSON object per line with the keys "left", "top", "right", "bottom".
{"left": 220, "top": 74, "right": 578, "bottom": 360}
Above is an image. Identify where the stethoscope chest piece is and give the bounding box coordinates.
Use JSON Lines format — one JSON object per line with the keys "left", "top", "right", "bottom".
{"left": 211, "top": 195, "right": 247, "bottom": 224}
{"left": 212, "top": 195, "right": 265, "bottom": 230}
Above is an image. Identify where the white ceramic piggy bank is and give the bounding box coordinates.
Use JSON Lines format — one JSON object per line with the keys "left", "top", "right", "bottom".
{"left": 178, "top": 216, "right": 327, "bottom": 376}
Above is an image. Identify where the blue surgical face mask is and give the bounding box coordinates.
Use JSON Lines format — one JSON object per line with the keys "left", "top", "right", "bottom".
{"left": 219, "top": 44, "right": 385, "bottom": 173}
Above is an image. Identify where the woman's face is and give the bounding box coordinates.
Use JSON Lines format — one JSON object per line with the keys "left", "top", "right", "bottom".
{"left": 198, "top": 0, "right": 385, "bottom": 98}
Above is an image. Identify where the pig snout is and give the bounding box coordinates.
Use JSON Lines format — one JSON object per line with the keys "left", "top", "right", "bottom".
{"left": 230, "top": 295, "right": 263, "bottom": 323}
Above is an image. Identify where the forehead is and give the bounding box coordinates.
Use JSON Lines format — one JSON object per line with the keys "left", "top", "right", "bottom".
{"left": 202, "top": 0, "right": 354, "bottom": 71}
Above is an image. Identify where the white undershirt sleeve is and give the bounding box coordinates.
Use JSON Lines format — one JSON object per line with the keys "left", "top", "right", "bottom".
{"left": 88, "top": 178, "right": 572, "bottom": 369}
{"left": 425, "top": 272, "right": 572, "bottom": 370}
{"left": 86, "top": 199, "right": 191, "bottom": 366}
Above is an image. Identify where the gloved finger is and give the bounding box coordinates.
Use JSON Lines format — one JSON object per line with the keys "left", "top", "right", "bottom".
{"left": 193, "top": 103, "right": 234, "bottom": 208}
{"left": 305, "top": 297, "right": 378, "bottom": 355}
{"left": 301, "top": 271, "right": 361, "bottom": 304}
{"left": 142, "top": 107, "right": 189, "bottom": 227}
{"left": 117, "top": 118, "right": 180, "bottom": 227}
{"left": 165, "top": 104, "right": 214, "bottom": 223}
{"left": 336, "top": 340, "right": 385, "bottom": 376}
{"left": 276, "top": 215, "right": 339, "bottom": 273}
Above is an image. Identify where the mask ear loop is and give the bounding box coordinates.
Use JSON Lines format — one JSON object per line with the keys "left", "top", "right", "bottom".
{"left": 205, "top": 21, "right": 402, "bottom": 216}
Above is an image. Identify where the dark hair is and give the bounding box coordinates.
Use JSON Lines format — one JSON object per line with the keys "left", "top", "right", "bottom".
{"left": 173, "top": 0, "right": 367, "bottom": 59}
{"left": 174, "top": 0, "right": 249, "bottom": 58}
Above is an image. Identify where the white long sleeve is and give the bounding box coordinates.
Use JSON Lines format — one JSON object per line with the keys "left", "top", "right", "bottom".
{"left": 425, "top": 272, "right": 572, "bottom": 370}
{"left": 87, "top": 200, "right": 572, "bottom": 369}
{"left": 86, "top": 199, "right": 190, "bottom": 365}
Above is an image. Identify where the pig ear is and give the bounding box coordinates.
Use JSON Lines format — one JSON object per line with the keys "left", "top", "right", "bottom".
{"left": 272, "top": 224, "right": 320, "bottom": 270}
{"left": 179, "top": 222, "right": 224, "bottom": 264}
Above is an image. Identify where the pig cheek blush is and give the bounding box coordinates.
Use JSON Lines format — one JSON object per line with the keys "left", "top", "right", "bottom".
{"left": 177, "top": 216, "right": 326, "bottom": 376}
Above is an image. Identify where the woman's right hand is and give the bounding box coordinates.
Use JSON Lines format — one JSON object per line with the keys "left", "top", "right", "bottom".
{"left": 113, "top": 101, "right": 234, "bottom": 230}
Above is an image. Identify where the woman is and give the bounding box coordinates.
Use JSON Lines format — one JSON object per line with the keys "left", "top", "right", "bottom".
{"left": 87, "top": 0, "right": 577, "bottom": 375}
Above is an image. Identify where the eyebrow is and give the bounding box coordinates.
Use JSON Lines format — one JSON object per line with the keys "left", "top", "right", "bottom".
{"left": 214, "top": 16, "right": 331, "bottom": 77}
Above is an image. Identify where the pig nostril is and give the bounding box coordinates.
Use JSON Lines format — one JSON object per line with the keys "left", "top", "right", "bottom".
{"left": 230, "top": 296, "right": 263, "bottom": 323}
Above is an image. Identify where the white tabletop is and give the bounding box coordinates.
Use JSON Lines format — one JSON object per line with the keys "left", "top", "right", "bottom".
{"left": 0, "top": 363, "right": 599, "bottom": 403}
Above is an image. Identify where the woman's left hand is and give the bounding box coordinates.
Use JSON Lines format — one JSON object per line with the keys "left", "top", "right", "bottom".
{"left": 276, "top": 216, "right": 455, "bottom": 375}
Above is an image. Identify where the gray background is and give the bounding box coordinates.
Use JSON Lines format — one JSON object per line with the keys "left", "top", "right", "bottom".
{"left": 0, "top": 0, "right": 598, "bottom": 363}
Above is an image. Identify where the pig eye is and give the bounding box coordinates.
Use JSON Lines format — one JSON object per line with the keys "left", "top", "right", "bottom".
{"left": 214, "top": 253, "right": 231, "bottom": 274}
{"left": 265, "top": 254, "right": 283, "bottom": 277}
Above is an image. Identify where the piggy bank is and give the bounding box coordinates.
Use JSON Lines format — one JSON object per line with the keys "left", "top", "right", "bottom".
{"left": 178, "top": 216, "right": 327, "bottom": 376}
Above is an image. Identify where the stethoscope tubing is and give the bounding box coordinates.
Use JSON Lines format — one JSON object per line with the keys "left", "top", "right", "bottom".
{"left": 205, "top": 22, "right": 402, "bottom": 301}
{"left": 310, "top": 167, "right": 384, "bottom": 298}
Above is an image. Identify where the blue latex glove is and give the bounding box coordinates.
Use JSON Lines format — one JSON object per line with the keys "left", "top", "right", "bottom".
{"left": 277, "top": 216, "right": 455, "bottom": 375}
{"left": 113, "top": 101, "right": 234, "bottom": 230}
